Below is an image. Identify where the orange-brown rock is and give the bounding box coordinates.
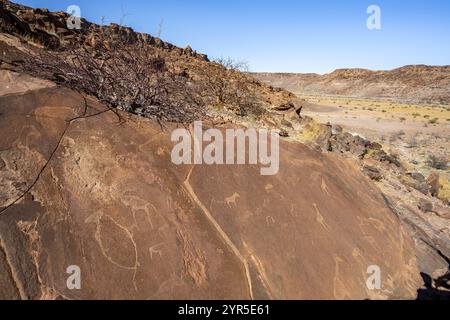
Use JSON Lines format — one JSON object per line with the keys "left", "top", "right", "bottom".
{"left": 0, "top": 72, "right": 421, "bottom": 299}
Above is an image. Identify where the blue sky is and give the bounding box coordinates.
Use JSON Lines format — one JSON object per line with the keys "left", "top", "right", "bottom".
{"left": 17, "top": 0, "right": 450, "bottom": 73}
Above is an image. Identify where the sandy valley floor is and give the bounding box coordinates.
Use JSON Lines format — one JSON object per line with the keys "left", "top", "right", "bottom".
{"left": 300, "top": 95, "right": 450, "bottom": 177}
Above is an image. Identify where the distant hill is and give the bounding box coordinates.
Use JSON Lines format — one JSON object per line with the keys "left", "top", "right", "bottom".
{"left": 253, "top": 65, "right": 450, "bottom": 104}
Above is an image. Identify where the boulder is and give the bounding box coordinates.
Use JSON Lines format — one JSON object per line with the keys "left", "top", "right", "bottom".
{"left": 363, "top": 165, "right": 383, "bottom": 181}
{"left": 0, "top": 83, "right": 421, "bottom": 300}
{"left": 404, "top": 172, "right": 430, "bottom": 195}
{"left": 274, "top": 102, "right": 295, "bottom": 111}
{"left": 418, "top": 199, "right": 433, "bottom": 213}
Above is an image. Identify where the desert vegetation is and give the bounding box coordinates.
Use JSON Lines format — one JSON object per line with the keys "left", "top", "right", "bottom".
{"left": 21, "top": 25, "right": 275, "bottom": 124}
{"left": 24, "top": 27, "right": 204, "bottom": 123}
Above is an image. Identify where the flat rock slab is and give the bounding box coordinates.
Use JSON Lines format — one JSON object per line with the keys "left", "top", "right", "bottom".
{"left": 0, "top": 70, "right": 55, "bottom": 96}
{"left": 0, "top": 83, "right": 421, "bottom": 299}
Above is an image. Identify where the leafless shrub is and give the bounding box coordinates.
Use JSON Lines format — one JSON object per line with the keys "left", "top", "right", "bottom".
{"left": 156, "top": 18, "right": 164, "bottom": 38}
{"left": 213, "top": 56, "right": 249, "bottom": 72}
{"left": 23, "top": 26, "right": 205, "bottom": 124}
{"left": 192, "top": 57, "right": 266, "bottom": 118}
{"left": 429, "top": 117, "right": 439, "bottom": 124}
{"left": 406, "top": 135, "right": 419, "bottom": 148}
{"left": 21, "top": 26, "right": 270, "bottom": 123}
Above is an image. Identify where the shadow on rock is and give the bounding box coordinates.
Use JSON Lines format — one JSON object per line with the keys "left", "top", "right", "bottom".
{"left": 417, "top": 250, "right": 450, "bottom": 300}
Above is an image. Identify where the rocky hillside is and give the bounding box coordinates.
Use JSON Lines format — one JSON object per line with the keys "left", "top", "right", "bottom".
{"left": 0, "top": 0, "right": 208, "bottom": 58}
{"left": 1, "top": 0, "right": 299, "bottom": 124}
{"left": 1, "top": 0, "right": 449, "bottom": 300}
{"left": 254, "top": 65, "right": 450, "bottom": 104}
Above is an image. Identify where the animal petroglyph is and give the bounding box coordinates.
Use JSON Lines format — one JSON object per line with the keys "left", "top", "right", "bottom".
{"left": 91, "top": 212, "right": 140, "bottom": 291}
{"left": 266, "top": 216, "right": 276, "bottom": 226}
{"left": 225, "top": 193, "right": 240, "bottom": 208}
{"left": 333, "top": 256, "right": 351, "bottom": 299}
{"left": 313, "top": 203, "right": 330, "bottom": 232}
{"left": 183, "top": 166, "right": 253, "bottom": 298}
{"left": 149, "top": 243, "right": 164, "bottom": 260}
{"left": 121, "top": 194, "right": 157, "bottom": 230}
{"left": 321, "top": 178, "right": 330, "bottom": 196}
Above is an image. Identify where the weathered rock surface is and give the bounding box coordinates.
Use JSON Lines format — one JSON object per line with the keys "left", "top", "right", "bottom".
{"left": 0, "top": 73, "right": 421, "bottom": 300}
{"left": 363, "top": 165, "right": 382, "bottom": 182}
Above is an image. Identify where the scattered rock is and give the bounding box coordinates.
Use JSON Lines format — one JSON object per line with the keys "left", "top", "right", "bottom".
{"left": 330, "top": 131, "right": 370, "bottom": 158}
{"left": 370, "top": 142, "right": 383, "bottom": 151}
{"left": 426, "top": 172, "right": 450, "bottom": 205}
{"left": 363, "top": 165, "right": 383, "bottom": 181}
{"left": 418, "top": 198, "right": 433, "bottom": 213}
{"left": 295, "top": 105, "right": 303, "bottom": 118}
{"left": 431, "top": 203, "right": 450, "bottom": 219}
{"left": 183, "top": 45, "right": 194, "bottom": 56}
{"left": 405, "top": 172, "right": 429, "bottom": 195}
{"left": 278, "top": 129, "right": 289, "bottom": 137}
{"left": 332, "top": 125, "right": 343, "bottom": 135}
{"left": 274, "top": 102, "right": 295, "bottom": 111}
{"left": 366, "top": 148, "right": 402, "bottom": 168}
{"left": 400, "top": 175, "right": 429, "bottom": 195}
{"left": 280, "top": 119, "right": 293, "bottom": 129}
{"left": 313, "top": 123, "right": 333, "bottom": 151}
{"left": 408, "top": 172, "right": 426, "bottom": 182}
{"left": 285, "top": 107, "right": 303, "bottom": 123}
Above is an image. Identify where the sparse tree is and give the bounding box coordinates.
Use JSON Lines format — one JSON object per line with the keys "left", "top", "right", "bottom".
{"left": 214, "top": 56, "right": 249, "bottom": 72}
{"left": 157, "top": 18, "right": 164, "bottom": 38}
{"left": 24, "top": 25, "right": 205, "bottom": 123}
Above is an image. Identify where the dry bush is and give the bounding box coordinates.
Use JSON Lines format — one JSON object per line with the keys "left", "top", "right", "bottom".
{"left": 190, "top": 58, "right": 266, "bottom": 118}
{"left": 20, "top": 23, "right": 273, "bottom": 124}
{"left": 213, "top": 56, "right": 249, "bottom": 72}
{"left": 23, "top": 26, "right": 205, "bottom": 123}
{"left": 22, "top": 26, "right": 269, "bottom": 123}
{"left": 405, "top": 135, "right": 419, "bottom": 148}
